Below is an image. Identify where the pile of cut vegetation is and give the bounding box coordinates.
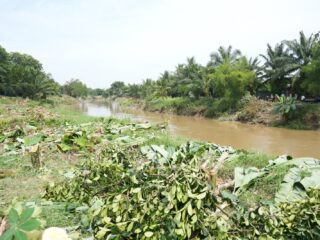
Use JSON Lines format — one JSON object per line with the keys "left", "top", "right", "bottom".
{"left": 0, "top": 97, "right": 319, "bottom": 239}
{"left": 44, "top": 134, "right": 320, "bottom": 239}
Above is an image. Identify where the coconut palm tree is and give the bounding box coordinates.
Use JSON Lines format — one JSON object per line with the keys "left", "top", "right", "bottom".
{"left": 208, "top": 46, "right": 242, "bottom": 67}
{"left": 260, "top": 43, "right": 299, "bottom": 94}
{"left": 34, "top": 73, "right": 60, "bottom": 99}
{"left": 283, "top": 31, "right": 320, "bottom": 94}
{"left": 284, "top": 31, "right": 319, "bottom": 65}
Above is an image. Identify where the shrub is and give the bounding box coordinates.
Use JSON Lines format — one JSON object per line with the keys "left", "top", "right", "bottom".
{"left": 273, "top": 95, "right": 298, "bottom": 121}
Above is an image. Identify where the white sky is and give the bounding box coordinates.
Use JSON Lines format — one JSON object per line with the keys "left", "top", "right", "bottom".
{"left": 1, "top": 0, "right": 319, "bottom": 88}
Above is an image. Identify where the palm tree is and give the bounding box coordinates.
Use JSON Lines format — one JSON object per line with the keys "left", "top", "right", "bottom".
{"left": 0, "top": 46, "right": 8, "bottom": 82}
{"left": 284, "top": 31, "right": 319, "bottom": 65}
{"left": 35, "top": 73, "right": 60, "bottom": 99}
{"left": 260, "top": 43, "right": 299, "bottom": 94}
{"left": 181, "top": 57, "right": 205, "bottom": 98}
{"left": 155, "top": 71, "right": 171, "bottom": 97}
{"left": 283, "top": 31, "right": 320, "bottom": 94}
{"left": 208, "top": 46, "right": 242, "bottom": 67}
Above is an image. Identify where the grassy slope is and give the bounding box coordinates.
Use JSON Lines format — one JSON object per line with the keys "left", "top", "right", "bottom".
{"left": 0, "top": 96, "right": 306, "bottom": 237}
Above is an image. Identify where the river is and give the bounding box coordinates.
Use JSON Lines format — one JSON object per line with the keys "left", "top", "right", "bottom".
{"left": 80, "top": 101, "right": 320, "bottom": 158}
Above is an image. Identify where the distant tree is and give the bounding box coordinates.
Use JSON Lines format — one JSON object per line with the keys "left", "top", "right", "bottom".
{"left": 260, "top": 43, "right": 299, "bottom": 94}
{"left": 301, "top": 43, "right": 320, "bottom": 96}
{"left": 126, "top": 84, "right": 141, "bottom": 98}
{"left": 154, "top": 71, "right": 170, "bottom": 97}
{"left": 88, "top": 88, "right": 105, "bottom": 96}
{"left": 243, "top": 56, "right": 263, "bottom": 94}
{"left": 140, "top": 79, "right": 155, "bottom": 99}
{"left": 208, "top": 46, "right": 242, "bottom": 67}
{"left": 284, "top": 31, "right": 319, "bottom": 66}
{"left": 211, "top": 60, "right": 256, "bottom": 111}
{"left": 0, "top": 45, "right": 9, "bottom": 95}
{"left": 0, "top": 51, "right": 59, "bottom": 99}
{"left": 172, "top": 57, "right": 205, "bottom": 99}
{"left": 108, "top": 81, "right": 126, "bottom": 97}
{"left": 103, "top": 31, "right": 320, "bottom": 104}
{"left": 31, "top": 73, "right": 60, "bottom": 99}
{"left": 284, "top": 31, "right": 320, "bottom": 94}
{"left": 63, "top": 79, "right": 88, "bottom": 98}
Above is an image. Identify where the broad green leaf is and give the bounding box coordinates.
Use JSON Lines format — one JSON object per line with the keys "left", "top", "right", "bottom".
{"left": 57, "top": 143, "right": 73, "bottom": 152}
{"left": 220, "top": 190, "right": 238, "bottom": 203}
{"left": 151, "top": 145, "right": 168, "bottom": 158}
{"left": 144, "top": 231, "right": 153, "bottom": 237}
{"left": 0, "top": 135, "right": 6, "bottom": 143}
{"left": 187, "top": 203, "right": 193, "bottom": 216}
{"left": 196, "top": 192, "right": 206, "bottom": 200}
{"left": 8, "top": 208, "right": 19, "bottom": 223}
{"left": 96, "top": 227, "right": 108, "bottom": 239}
{"left": 74, "top": 136, "right": 88, "bottom": 147}
{"left": 136, "top": 123, "right": 151, "bottom": 129}
{"left": 14, "top": 231, "right": 28, "bottom": 240}
{"left": 131, "top": 188, "right": 141, "bottom": 193}
{"left": 0, "top": 228, "right": 14, "bottom": 240}
{"left": 19, "top": 219, "right": 40, "bottom": 231}
{"left": 127, "top": 222, "right": 134, "bottom": 231}
{"left": 24, "top": 135, "right": 43, "bottom": 147}
{"left": 275, "top": 165, "right": 320, "bottom": 203}
{"left": 175, "top": 229, "right": 184, "bottom": 236}
{"left": 234, "top": 167, "right": 266, "bottom": 192}
{"left": 20, "top": 208, "right": 34, "bottom": 222}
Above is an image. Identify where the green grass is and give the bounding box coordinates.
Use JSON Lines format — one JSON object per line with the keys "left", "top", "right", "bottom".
{"left": 49, "top": 104, "right": 96, "bottom": 125}
{"left": 218, "top": 152, "right": 273, "bottom": 180}
{"left": 238, "top": 164, "right": 291, "bottom": 206}
{"left": 40, "top": 203, "right": 80, "bottom": 228}
{"left": 217, "top": 151, "right": 294, "bottom": 206}
{"left": 143, "top": 132, "right": 186, "bottom": 147}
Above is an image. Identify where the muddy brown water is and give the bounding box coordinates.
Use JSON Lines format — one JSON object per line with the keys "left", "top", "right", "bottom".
{"left": 80, "top": 101, "right": 320, "bottom": 158}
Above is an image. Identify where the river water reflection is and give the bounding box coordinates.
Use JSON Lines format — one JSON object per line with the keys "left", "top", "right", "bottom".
{"left": 80, "top": 101, "right": 320, "bottom": 158}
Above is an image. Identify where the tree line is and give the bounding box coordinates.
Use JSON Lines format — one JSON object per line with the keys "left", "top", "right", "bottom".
{"left": 1, "top": 31, "right": 319, "bottom": 102}
{"left": 0, "top": 45, "right": 103, "bottom": 99}
{"left": 0, "top": 46, "right": 60, "bottom": 99}
{"left": 106, "top": 31, "right": 320, "bottom": 110}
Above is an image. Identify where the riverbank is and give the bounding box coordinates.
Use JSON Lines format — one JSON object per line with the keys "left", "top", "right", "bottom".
{"left": 115, "top": 96, "right": 320, "bottom": 130}
{"left": 1, "top": 96, "right": 320, "bottom": 239}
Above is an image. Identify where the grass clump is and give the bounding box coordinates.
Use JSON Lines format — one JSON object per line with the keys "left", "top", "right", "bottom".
{"left": 218, "top": 152, "right": 272, "bottom": 180}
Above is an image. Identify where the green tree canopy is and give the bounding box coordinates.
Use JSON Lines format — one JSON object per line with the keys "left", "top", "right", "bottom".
{"left": 0, "top": 48, "right": 60, "bottom": 98}
{"left": 301, "top": 43, "right": 320, "bottom": 96}
{"left": 260, "top": 43, "right": 299, "bottom": 94}
{"left": 63, "top": 79, "right": 88, "bottom": 98}
{"left": 210, "top": 60, "right": 256, "bottom": 111}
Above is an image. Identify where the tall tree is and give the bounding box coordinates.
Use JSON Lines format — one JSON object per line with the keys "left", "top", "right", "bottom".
{"left": 284, "top": 31, "right": 320, "bottom": 94}
{"left": 1, "top": 52, "right": 59, "bottom": 98}
{"left": 284, "top": 31, "right": 319, "bottom": 65}
{"left": 0, "top": 45, "right": 9, "bottom": 95}
{"left": 260, "top": 43, "right": 299, "bottom": 94}
{"left": 208, "top": 46, "right": 242, "bottom": 67}
{"left": 211, "top": 59, "right": 256, "bottom": 111}
{"left": 108, "top": 81, "right": 126, "bottom": 97}
{"left": 301, "top": 43, "right": 320, "bottom": 96}
{"left": 63, "top": 79, "right": 88, "bottom": 98}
